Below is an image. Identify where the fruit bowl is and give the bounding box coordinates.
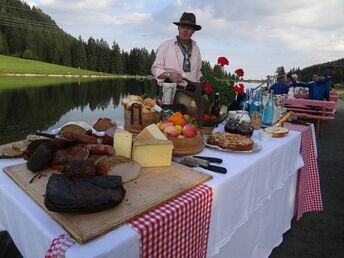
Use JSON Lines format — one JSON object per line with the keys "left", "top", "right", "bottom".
{"left": 168, "top": 132, "right": 205, "bottom": 156}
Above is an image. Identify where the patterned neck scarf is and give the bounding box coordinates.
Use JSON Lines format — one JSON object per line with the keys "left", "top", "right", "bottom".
{"left": 176, "top": 36, "right": 192, "bottom": 72}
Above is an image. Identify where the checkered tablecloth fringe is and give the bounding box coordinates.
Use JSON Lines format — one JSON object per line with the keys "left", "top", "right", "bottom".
{"left": 284, "top": 123, "right": 323, "bottom": 220}
{"left": 45, "top": 233, "right": 76, "bottom": 258}
{"left": 129, "top": 184, "right": 213, "bottom": 258}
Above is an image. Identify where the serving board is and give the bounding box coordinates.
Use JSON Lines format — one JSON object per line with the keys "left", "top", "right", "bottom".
{"left": 3, "top": 162, "right": 212, "bottom": 243}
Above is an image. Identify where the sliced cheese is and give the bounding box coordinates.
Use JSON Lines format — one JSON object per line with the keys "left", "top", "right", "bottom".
{"left": 134, "top": 124, "right": 167, "bottom": 141}
{"left": 113, "top": 129, "right": 132, "bottom": 158}
{"left": 132, "top": 139, "right": 173, "bottom": 167}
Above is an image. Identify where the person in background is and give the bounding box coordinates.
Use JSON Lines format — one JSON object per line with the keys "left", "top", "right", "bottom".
{"left": 151, "top": 12, "right": 203, "bottom": 88}
{"left": 290, "top": 73, "right": 299, "bottom": 86}
{"left": 269, "top": 75, "right": 290, "bottom": 94}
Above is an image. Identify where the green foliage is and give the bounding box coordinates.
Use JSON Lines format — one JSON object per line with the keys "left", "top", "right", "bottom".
{"left": 22, "top": 49, "right": 34, "bottom": 59}
{"left": 275, "top": 66, "right": 286, "bottom": 76}
{"left": 201, "top": 71, "right": 235, "bottom": 107}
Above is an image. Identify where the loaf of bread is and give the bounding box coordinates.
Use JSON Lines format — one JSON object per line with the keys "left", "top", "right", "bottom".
{"left": 95, "top": 155, "right": 141, "bottom": 183}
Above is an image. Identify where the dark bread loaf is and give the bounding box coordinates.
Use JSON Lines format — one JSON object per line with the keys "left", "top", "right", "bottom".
{"left": 44, "top": 174, "right": 126, "bottom": 213}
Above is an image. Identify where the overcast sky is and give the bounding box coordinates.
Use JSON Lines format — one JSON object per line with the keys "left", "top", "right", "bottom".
{"left": 28, "top": 0, "right": 344, "bottom": 79}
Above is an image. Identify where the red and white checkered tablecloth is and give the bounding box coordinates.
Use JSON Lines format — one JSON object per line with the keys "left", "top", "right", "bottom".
{"left": 129, "top": 184, "right": 213, "bottom": 258}
{"left": 45, "top": 233, "right": 76, "bottom": 258}
{"left": 284, "top": 122, "right": 323, "bottom": 220}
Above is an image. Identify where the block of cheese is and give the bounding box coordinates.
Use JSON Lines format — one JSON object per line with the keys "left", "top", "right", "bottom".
{"left": 113, "top": 129, "right": 132, "bottom": 158}
{"left": 132, "top": 139, "right": 173, "bottom": 167}
{"left": 134, "top": 124, "right": 167, "bottom": 141}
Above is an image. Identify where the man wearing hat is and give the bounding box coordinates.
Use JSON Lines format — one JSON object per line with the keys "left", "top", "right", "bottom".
{"left": 151, "top": 12, "right": 202, "bottom": 86}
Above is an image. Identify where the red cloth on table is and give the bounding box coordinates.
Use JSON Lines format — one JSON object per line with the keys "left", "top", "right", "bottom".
{"left": 129, "top": 184, "right": 213, "bottom": 258}
{"left": 284, "top": 122, "right": 323, "bottom": 220}
{"left": 45, "top": 234, "right": 76, "bottom": 258}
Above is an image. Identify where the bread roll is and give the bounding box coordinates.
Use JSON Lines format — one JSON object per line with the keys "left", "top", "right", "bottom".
{"left": 121, "top": 98, "right": 130, "bottom": 107}
{"left": 127, "top": 95, "right": 143, "bottom": 103}
{"left": 143, "top": 98, "right": 156, "bottom": 108}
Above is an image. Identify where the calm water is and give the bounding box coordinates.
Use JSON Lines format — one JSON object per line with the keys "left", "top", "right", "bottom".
{"left": 0, "top": 78, "right": 157, "bottom": 145}
{"left": 0, "top": 78, "right": 261, "bottom": 145}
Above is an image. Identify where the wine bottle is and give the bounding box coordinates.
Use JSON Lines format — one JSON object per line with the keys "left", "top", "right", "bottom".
{"left": 262, "top": 90, "right": 275, "bottom": 126}
{"left": 211, "top": 92, "right": 221, "bottom": 117}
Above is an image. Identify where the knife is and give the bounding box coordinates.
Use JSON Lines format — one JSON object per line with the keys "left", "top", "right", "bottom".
{"left": 192, "top": 155, "right": 223, "bottom": 164}
{"left": 174, "top": 157, "right": 227, "bottom": 174}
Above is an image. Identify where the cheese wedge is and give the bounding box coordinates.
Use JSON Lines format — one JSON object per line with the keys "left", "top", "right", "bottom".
{"left": 134, "top": 124, "right": 167, "bottom": 141}
{"left": 132, "top": 139, "right": 173, "bottom": 167}
{"left": 113, "top": 129, "right": 132, "bottom": 158}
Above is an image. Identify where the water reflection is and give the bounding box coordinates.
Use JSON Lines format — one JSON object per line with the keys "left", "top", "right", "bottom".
{"left": 0, "top": 78, "right": 157, "bottom": 144}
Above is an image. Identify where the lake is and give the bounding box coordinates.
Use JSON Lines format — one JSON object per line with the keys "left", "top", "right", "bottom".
{"left": 0, "top": 77, "right": 261, "bottom": 145}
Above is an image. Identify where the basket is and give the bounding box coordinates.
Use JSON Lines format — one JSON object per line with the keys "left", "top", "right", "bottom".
{"left": 124, "top": 104, "right": 161, "bottom": 134}
{"left": 169, "top": 132, "right": 205, "bottom": 156}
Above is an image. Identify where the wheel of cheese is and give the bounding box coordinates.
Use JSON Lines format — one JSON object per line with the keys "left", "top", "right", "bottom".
{"left": 264, "top": 127, "right": 289, "bottom": 138}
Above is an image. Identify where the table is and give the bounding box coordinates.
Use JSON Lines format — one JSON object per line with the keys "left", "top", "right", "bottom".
{"left": 0, "top": 129, "right": 307, "bottom": 258}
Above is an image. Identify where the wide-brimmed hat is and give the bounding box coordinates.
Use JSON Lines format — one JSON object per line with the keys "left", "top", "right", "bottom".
{"left": 173, "top": 12, "right": 201, "bottom": 31}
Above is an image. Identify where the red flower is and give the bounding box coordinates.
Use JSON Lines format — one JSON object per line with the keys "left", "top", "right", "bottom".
{"left": 217, "top": 56, "right": 229, "bottom": 66}
{"left": 233, "top": 83, "right": 245, "bottom": 94}
{"left": 202, "top": 82, "right": 213, "bottom": 94}
{"left": 234, "top": 68, "right": 244, "bottom": 77}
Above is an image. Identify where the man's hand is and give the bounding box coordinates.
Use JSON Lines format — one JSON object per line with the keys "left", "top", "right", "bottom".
{"left": 168, "top": 71, "right": 183, "bottom": 83}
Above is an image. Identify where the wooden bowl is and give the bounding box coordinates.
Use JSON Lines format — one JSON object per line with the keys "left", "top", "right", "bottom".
{"left": 169, "top": 132, "right": 205, "bottom": 156}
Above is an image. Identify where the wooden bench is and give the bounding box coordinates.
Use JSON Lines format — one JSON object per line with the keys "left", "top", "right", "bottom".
{"left": 283, "top": 98, "right": 337, "bottom": 137}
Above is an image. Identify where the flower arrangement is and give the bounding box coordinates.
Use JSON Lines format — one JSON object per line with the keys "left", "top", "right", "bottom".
{"left": 201, "top": 56, "right": 245, "bottom": 109}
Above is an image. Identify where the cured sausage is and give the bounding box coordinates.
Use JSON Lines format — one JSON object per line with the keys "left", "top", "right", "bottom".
{"left": 61, "top": 131, "right": 100, "bottom": 144}
{"left": 84, "top": 144, "right": 115, "bottom": 155}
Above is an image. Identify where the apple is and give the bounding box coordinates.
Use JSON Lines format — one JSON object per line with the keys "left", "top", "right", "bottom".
{"left": 204, "top": 114, "right": 210, "bottom": 121}
{"left": 159, "top": 120, "right": 174, "bottom": 131}
{"left": 164, "top": 125, "right": 179, "bottom": 138}
{"left": 210, "top": 115, "right": 217, "bottom": 120}
{"left": 182, "top": 124, "right": 198, "bottom": 138}
{"left": 183, "top": 114, "right": 191, "bottom": 120}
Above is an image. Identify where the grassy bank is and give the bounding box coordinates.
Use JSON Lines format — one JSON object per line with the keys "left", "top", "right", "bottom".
{"left": 0, "top": 55, "right": 137, "bottom": 79}
{"left": 0, "top": 76, "right": 100, "bottom": 90}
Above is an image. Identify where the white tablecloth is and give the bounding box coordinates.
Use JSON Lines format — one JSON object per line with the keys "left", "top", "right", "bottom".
{"left": 0, "top": 129, "right": 302, "bottom": 258}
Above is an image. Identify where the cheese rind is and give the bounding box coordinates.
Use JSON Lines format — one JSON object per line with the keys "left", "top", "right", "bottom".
{"left": 134, "top": 124, "right": 167, "bottom": 141}
{"left": 113, "top": 129, "right": 132, "bottom": 158}
{"left": 132, "top": 139, "right": 173, "bottom": 167}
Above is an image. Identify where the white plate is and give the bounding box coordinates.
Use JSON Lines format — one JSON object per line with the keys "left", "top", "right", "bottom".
{"left": 204, "top": 137, "right": 261, "bottom": 153}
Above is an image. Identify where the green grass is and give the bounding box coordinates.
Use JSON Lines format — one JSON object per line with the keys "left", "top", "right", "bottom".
{"left": 0, "top": 55, "right": 110, "bottom": 75}
{"left": 0, "top": 54, "right": 136, "bottom": 78}
{"left": 0, "top": 76, "right": 101, "bottom": 90}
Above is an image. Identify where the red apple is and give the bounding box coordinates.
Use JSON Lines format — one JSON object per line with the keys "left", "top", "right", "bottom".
{"left": 204, "top": 114, "right": 210, "bottom": 121}
{"left": 164, "top": 125, "right": 179, "bottom": 138}
{"left": 210, "top": 115, "right": 217, "bottom": 120}
{"left": 183, "top": 124, "right": 198, "bottom": 138}
{"left": 160, "top": 120, "right": 174, "bottom": 131}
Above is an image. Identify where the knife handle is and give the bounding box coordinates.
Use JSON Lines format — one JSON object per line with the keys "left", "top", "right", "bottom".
{"left": 200, "top": 164, "right": 227, "bottom": 174}
{"left": 193, "top": 156, "right": 223, "bottom": 164}
{"left": 35, "top": 131, "right": 56, "bottom": 138}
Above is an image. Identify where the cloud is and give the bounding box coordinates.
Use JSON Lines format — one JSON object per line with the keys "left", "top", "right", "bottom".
{"left": 28, "top": 0, "right": 344, "bottom": 78}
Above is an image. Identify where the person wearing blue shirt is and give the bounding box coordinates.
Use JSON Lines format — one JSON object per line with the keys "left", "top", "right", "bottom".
{"left": 269, "top": 75, "right": 290, "bottom": 94}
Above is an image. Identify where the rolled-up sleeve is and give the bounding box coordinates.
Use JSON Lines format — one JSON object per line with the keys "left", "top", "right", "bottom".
{"left": 151, "top": 42, "right": 168, "bottom": 82}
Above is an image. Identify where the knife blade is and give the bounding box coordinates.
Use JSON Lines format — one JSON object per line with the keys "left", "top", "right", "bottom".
{"left": 192, "top": 155, "right": 223, "bottom": 164}
{"left": 174, "top": 157, "right": 227, "bottom": 174}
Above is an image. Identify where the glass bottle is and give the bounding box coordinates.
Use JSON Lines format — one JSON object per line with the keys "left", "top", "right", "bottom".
{"left": 262, "top": 90, "right": 275, "bottom": 126}
{"left": 211, "top": 92, "right": 221, "bottom": 117}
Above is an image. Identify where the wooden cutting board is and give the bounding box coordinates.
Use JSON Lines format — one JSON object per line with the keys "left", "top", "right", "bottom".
{"left": 3, "top": 162, "right": 212, "bottom": 243}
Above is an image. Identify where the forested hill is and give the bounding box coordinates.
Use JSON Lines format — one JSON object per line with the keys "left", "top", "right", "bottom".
{"left": 0, "top": 0, "right": 156, "bottom": 75}
{"left": 285, "top": 58, "right": 344, "bottom": 84}
{"left": 300, "top": 58, "right": 344, "bottom": 83}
